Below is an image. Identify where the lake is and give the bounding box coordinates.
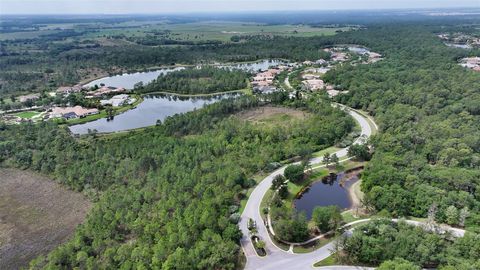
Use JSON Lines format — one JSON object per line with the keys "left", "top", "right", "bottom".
{"left": 69, "top": 93, "right": 236, "bottom": 134}
{"left": 83, "top": 59, "right": 284, "bottom": 89}
{"left": 83, "top": 67, "right": 185, "bottom": 89}
{"left": 294, "top": 172, "right": 360, "bottom": 219}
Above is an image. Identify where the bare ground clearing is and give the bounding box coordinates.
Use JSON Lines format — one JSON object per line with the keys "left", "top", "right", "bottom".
{"left": 0, "top": 168, "right": 91, "bottom": 270}
{"left": 236, "top": 106, "right": 309, "bottom": 126}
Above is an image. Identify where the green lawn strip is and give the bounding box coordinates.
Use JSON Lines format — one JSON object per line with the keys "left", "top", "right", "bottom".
{"left": 314, "top": 255, "right": 338, "bottom": 267}
{"left": 312, "top": 146, "right": 341, "bottom": 158}
{"left": 292, "top": 235, "right": 336, "bottom": 254}
{"left": 15, "top": 111, "right": 40, "bottom": 119}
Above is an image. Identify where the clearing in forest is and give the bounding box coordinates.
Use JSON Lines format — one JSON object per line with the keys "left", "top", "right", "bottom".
{"left": 0, "top": 169, "right": 91, "bottom": 270}
{"left": 236, "top": 106, "right": 310, "bottom": 127}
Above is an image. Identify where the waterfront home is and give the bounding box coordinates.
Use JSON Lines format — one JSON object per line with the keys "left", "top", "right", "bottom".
{"left": 86, "top": 86, "right": 126, "bottom": 98}
{"left": 50, "top": 106, "right": 99, "bottom": 119}
{"left": 100, "top": 94, "right": 135, "bottom": 107}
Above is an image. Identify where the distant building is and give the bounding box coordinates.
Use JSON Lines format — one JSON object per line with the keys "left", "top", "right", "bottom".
{"left": 56, "top": 84, "right": 83, "bottom": 95}
{"left": 86, "top": 86, "right": 126, "bottom": 98}
{"left": 100, "top": 94, "right": 135, "bottom": 107}
{"left": 51, "top": 106, "right": 99, "bottom": 119}
{"left": 18, "top": 93, "right": 40, "bottom": 103}
{"left": 302, "top": 79, "right": 325, "bottom": 90}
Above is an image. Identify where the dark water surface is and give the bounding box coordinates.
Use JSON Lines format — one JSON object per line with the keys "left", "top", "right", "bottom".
{"left": 69, "top": 94, "right": 235, "bottom": 134}
{"left": 294, "top": 172, "right": 359, "bottom": 219}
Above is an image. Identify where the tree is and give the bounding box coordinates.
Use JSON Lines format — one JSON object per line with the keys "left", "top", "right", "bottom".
{"left": 278, "top": 185, "right": 288, "bottom": 199}
{"left": 284, "top": 164, "right": 305, "bottom": 183}
{"left": 331, "top": 153, "right": 340, "bottom": 166}
{"left": 459, "top": 207, "right": 470, "bottom": 227}
{"left": 312, "top": 206, "right": 343, "bottom": 233}
{"left": 322, "top": 152, "right": 331, "bottom": 166}
{"left": 378, "top": 258, "right": 421, "bottom": 270}
{"left": 271, "top": 174, "right": 286, "bottom": 190}
{"left": 255, "top": 240, "right": 266, "bottom": 249}
{"left": 275, "top": 212, "right": 309, "bottom": 242}
{"left": 445, "top": 205, "right": 459, "bottom": 225}
{"left": 347, "top": 144, "right": 371, "bottom": 161}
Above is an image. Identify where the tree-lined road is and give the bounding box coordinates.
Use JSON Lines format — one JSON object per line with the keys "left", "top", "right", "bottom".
{"left": 239, "top": 104, "right": 377, "bottom": 270}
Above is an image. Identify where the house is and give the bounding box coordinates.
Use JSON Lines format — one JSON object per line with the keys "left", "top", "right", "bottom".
{"left": 100, "top": 94, "right": 135, "bottom": 107}
{"left": 302, "top": 74, "right": 321, "bottom": 80}
{"left": 56, "top": 84, "right": 83, "bottom": 95}
{"left": 51, "top": 106, "right": 99, "bottom": 119}
{"left": 87, "top": 86, "right": 126, "bottom": 98}
{"left": 253, "top": 85, "right": 277, "bottom": 94}
{"left": 331, "top": 52, "right": 348, "bottom": 62}
{"left": 302, "top": 79, "right": 325, "bottom": 90}
{"left": 18, "top": 93, "right": 40, "bottom": 103}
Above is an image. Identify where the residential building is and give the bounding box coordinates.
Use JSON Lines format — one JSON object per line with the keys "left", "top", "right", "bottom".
{"left": 18, "top": 93, "right": 40, "bottom": 103}
{"left": 51, "top": 106, "right": 99, "bottom": 119}
{"left": 100, "top": 94, "right": 135, "bottom": 107}
{"left": 56, "top": 84, "right": 83, "bottom": 95}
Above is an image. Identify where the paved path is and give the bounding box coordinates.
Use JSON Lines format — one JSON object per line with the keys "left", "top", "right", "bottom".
{"left": 239, "top": 104, "right": 376, "bottom": 270}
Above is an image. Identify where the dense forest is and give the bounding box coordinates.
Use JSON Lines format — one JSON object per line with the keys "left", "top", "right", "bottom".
{"left": 0, "top": 34, "right": 331, "bottom": 96}
{"left": 139, "top": 67, "right": 249, "bottom": 94}
{"left": 325, "top": 26, "right": 480, "bottom": 231}
{"left": 337, "top": 219, "right": 480, "bottom": 269}
{"left": 0, "top": 94, "right": 353, "bottom": 269}
{"left": 1, "top": 18, "right": 480, "bottom": 268}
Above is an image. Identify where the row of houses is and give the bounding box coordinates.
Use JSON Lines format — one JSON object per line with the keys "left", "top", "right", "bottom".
{"left": 460, "top": 57, "right": 480, "bottom": 72}
{"left": 86, "top": 86, "right": 127, "bottom": 98}
{"left": 251, "top": 67, "right": 286, "bottom": 94}
{"left": 56, "top": 84, "right": 126, "bottom": 98}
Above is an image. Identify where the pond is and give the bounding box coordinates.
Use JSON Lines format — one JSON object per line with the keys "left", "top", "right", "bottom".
{"left": 69, "top": 93, "right": 237, "bottom": 134}
{"left": 83, "top": 59, "right": 284, "bottom": 89}
{"left": 294, "top": 170, "right": 361, "bottom": 219}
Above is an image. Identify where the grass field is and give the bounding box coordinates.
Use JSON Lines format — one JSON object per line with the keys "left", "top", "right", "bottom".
{"left": 81, "top": 21, "right": 350, "bottom": 42}
{"left": 15, "top": 111, "right": 41, "bottom": 119}
{"left": 0, "top": 168, "right": 91, "bottom": 270}
{"left": 236, "top": 106, "right": 310, "bottom": 128}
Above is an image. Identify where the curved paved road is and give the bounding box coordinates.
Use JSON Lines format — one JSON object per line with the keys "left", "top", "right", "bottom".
{"left": 239, "top": 104, "right": 376, "bottom": 270}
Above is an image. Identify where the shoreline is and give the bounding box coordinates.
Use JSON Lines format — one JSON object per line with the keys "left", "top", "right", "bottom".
{"left": 79, "top": 58, "right": 288, "bottom": 87}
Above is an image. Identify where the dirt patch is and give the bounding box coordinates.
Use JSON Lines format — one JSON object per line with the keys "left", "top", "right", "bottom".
{"left": 236, "top": 106, "right": 309, "bottom": 126}
{"left": 0, "top": 168, "right": 91, "bottom": 270}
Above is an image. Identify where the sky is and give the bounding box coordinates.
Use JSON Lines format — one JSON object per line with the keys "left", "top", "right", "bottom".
{"left": 1, "top": 0, "right": 479, "bottom": 14}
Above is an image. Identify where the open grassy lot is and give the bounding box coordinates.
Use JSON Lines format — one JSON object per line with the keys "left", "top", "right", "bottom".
{"left": 82, "top": 21, "right": 351, "bottom": 42}
{"left": 0, "top": 169, "right": 91, "bottom": 269}
{"left": 236, "top": 106, "right": 310, "bottom": 127}
{"left": 14, "top": 111, "right": 41, "bottom": 119}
